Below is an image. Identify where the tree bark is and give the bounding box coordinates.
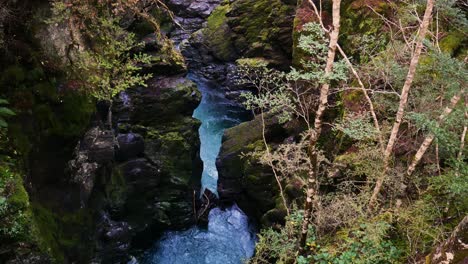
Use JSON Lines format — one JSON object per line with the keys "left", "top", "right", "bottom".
{"left": 425, "top": 215, "right": 468, "bottom": 264}
{"left": 107, "top": 100, "right": 113, "bottom": 129}
{"left": 299, "top": 0, "right": 341, "bottom": 251}
{"left": 369, "top": 0, "right": 434, "bottom": 209}
{"left": 407, "top": 91, "right": 463, "bottom": 176}
{"left": 458, "top": 100, "right": 467, "bottom": 160}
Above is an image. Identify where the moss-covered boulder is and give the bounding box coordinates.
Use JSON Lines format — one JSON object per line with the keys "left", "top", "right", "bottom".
{"left": 217, "top": 113, "right": 289, "bottom": 224}
{"left": 186, "top": 0, "right": 296, "bottom": 68}
{"left": 226, "top": 0, "right": 295, "bottom": 67}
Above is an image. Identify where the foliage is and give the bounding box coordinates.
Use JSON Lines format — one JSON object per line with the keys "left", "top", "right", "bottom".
{"left": 289, "top": 23, "right": 348, "bottom": 84}
{"left": 250, "top": 209, "right": 402, "bottom": 264}
{"left": 302, "top": 221, "right": 402, "bottom": 264}
{"left": 48, "top": 1, "right": 154, "bottom": 104}
{"left": 75, "top": 21, "right": 152, "bottom": 103}
{"left": 334, "top": 113, "right": 379, "bottom": 141}
{"left": 239, "top": 22, "right": 348, "bottom": 126}
{"left": 0, "top": 164, "right": 32, "bottom": 242}
{"left": 249, "top": 210, "right": 303, "bottom": 264}
{"left": 0, "top": 98, "right": 15, "bottom": 128}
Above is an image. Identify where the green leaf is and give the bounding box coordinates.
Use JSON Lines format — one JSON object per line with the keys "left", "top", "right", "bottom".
{"left": 0, "top": 118, "right": 7, "bottom": 127}
{"left": 0, "top": 107, "right": 15, "bottom": 116}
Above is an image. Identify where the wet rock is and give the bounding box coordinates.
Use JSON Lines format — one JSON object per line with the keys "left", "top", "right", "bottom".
{"left": 116, "top": 133, "right": 145, "bottom": 161}
{"left": 140, "top": 33, "right": 165, "bottom": 52}
{"left": 95, "top": 212, "right": 133, "bottom": 263}
{"left": 139, "top": 50, "right": 187, "bottom": 75}
{"left": 80, "top": 127, "right": 115, "bottom": 163}
{"left": 165, "top": 0, "right": 221, "bottom": 18}
{"left": 68, "top": 127, "right": 115, "bottom": 207}
{"left": 103, "top": 74, "right": 203, "bottom": 252}
{"left": 119, "top": 158, "right": 160, "bottom": 187}
{"left": 182, "top": 0, "right": 295, "bottom": 69}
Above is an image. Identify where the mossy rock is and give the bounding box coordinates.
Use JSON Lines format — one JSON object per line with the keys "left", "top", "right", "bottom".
{"left": 440, "top": 31, "right": 465, "bottom": 56}
{"left": 202, "top": 3, "right": 238, "bottom": 61}
{"left": 197, "top": 0, "right": 294, "bottom": 65}
{"left": 260, "top": 208, "right": 287, "bottom": 227}
{"left": 227, "top": 0, "right": 295, "bottom": 66}
{"left": 32, "top": 204, "right": 93, "bottom": 263}
{"left": 105, "top": 167, "right": 128, "bottom": 212}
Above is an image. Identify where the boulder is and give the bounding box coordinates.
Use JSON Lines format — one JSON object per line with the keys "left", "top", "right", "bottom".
{"left": 68, "top": 127, "right": 115, "bottom": 207}
{"left": 128, "top": 76, "right": 201, "bottom": 125}
{"left": 165, "top": 0, "right": 222, "bottom": 18}
{"left": 119, "top": 158, "right": 160, "bottom": 187}
{"left": 95, "top": 212, "right": 133, "bottom": 263}
{"left": 80, "top": 127, "right": 115, "bottom": 163}
{"left": 185, "top": 0, "right": 295, "bottom": 67}
{"left": 115, "top": 133, "right": 145, "bottom": 161}
{"left": 217, "top": 113, "right": 288, "bottom": 223}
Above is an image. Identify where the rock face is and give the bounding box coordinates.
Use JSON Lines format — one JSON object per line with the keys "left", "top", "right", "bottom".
{"left": 165, "top": 0, "right": 222, "bottom": 18}
{"left": 93, "top": 75, "right": 202, "bottom": 261}
{"left": 181, "top": 0, "right": 296, "bottom": 70}
{"left": 174, "top": 0, "right": 296, "bottom": 106}
{"left": 217, "top": 113, "right": 294, "bottom": 224}
{"left": 65, "top": 75, "right": 202, "bottom": 262}
{"left": 68, "top": 127, "right": 115, "bottom": 207}
{"left": 115, "top": 133, "right": 145, "bottom": 161}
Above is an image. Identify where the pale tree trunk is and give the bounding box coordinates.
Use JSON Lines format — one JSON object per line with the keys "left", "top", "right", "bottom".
{"left": 425, "top": 215, "right": 468, "bottom": 264}
{"left": 407, "top": 91, "right": 463, "bottom": 176}
{"left": 299, "top": 0, "right": 341, "bottom": 251}
{"left": 458, "top": 100, "right": 467, "bottom": 160}
{"left": 369, "top": 0, "right": 434, "bottom": 209}
{"left": 107, "top": 100, "right": 113, "bottom": 129}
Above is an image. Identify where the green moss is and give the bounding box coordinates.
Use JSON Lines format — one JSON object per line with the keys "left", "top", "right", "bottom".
{"left": 34, "top": 82, "right": 58, "bottom": 102}
{"left": 0, "top": 164, "right": 42, "bottom": 258}
{"left": 32, "top": 204, "right": 64, "bottom": 263}
{"left": 440, "top": 31, "right": 464, "bottom": 55}
{"left": 52, "top": 92, "right": 94, "bottom": 137}
{"left": 7, "top": 177, "right": 30, "bottom": 210}
{"left": 203, "top": 3, "right": 237, "bottom": 61}
{"left": 207, "top": 4, "right": 230, "bottom": 30}
{"left": 339, "top": 0, "right": 389, "bottom": 63}
{"left": 232, "top": 0, "right": 293, "bottom": 51}
{"left": 106, "top": 166, "right": 128, "bottom": 210}
{"left": 32, "top": 204, "right": 93, "bottom": 263}
{"left": 236, "top": 57, "right": 269, "bottom": 67}
{"left": 7, "top": 123, "right": 32, "bottom": 156}
{"left": 131, "top": 20, "right": 155, "bottom": 38}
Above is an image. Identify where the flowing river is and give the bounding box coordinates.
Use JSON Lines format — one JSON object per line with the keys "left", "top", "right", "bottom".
{"left": 142, "top": 74, "right": 256, "bottom": 263}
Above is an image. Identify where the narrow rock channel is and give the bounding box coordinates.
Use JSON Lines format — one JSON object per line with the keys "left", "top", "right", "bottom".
{"left": 141, "top": 73, "right": 256, "bottom": 263}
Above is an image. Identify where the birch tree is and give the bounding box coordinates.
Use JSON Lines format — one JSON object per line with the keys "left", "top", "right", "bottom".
{"left": 407, "top": 90, "right": 464, "bottom": 176}
{"left": 369, "top": 0, "right": 435, "bottom": 209}
{"left": 299, "top": 0, "right": 341, "bottom": 250}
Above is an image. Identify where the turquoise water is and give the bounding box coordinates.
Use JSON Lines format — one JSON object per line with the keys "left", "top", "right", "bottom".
{"left": 142, "top": 74, "right": 256, "bottom": 264}
{"left": 192, "top": 74, "right": 248, "bottom": 196}
{"left": 143, "top": 205, "right": 255, "bottom": 264}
